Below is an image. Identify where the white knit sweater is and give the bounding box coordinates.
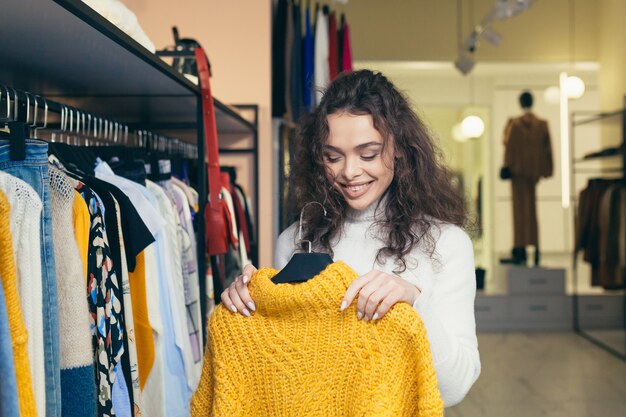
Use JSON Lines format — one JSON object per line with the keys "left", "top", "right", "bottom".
{"left": 48, "top": 167, "right": 94, "bottom": 375}
{"left": 275, "top": 201, "right": 481, "bottom": 407}
{"left": 0, "top": 171, "right": 46, "bottom": 415}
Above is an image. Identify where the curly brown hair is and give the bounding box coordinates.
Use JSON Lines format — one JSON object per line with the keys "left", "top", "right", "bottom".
{"left": 291, "top": 69, "right": 468, "bottom": 272}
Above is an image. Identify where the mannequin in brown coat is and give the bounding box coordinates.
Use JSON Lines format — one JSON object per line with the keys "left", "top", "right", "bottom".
{"left": 501, "top": 91, "right": 553, "bottom": 266}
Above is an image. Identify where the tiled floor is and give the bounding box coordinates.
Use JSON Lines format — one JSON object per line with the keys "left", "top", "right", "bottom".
{"left": 446, "top": 332, "right": 626, "bottom": 417}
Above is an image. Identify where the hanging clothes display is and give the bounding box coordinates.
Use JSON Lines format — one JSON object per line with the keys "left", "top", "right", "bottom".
{"left": 0, "top": 139, "right": 61, "bottom": 417}
{"left": 0, "top": 172, "right": 45, "bottom": 416}
{"left": 0, "top": 137, "right": 213, "bottom": 417}
{"left": 576, "top": 179, "right": 626, "bottom": 289}
{"left": 0, "top": 190, "right": 37, "bottom": 416}
{"left": 75, "top": 180, "right": 126, "bottom": 417}
{"left": 0, "top": 28, "right": 258, "bottom": 411}
{"left": 272, "top": 1, "right": 354, "bottom": 115}
{"left": 145, "top": 179, "right": 190, "bottom": 417}
{"left": 49, "top": 166, "right": 96, "bottom": 417}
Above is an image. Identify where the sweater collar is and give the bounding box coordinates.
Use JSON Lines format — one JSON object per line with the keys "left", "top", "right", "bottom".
{"left": 249, "top": 262, "right": 357, "bottom": 315}
{"left": 345, "top": 194, "right": 387, "bottom": 224}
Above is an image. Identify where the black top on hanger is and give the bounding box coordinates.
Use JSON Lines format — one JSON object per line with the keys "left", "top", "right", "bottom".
{"left": 48, "top": 142, "right": 96, "bottom": 176}
{"left": 272, "top": 201, "right": 333, "bottom": 284}
{"left": 272, "top": 251, "right": 333, "bottom": 284}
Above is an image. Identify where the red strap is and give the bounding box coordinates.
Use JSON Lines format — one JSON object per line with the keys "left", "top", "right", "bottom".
{"left": 195, "top": 47, "right": 222, "bottom": 211}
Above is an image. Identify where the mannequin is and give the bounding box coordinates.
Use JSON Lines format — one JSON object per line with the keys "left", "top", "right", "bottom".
{"left": 500, "top": 91, "right": 553, "bottom": 266}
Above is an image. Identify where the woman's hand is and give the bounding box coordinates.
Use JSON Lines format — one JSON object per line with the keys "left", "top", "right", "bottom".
{"left": 340, "top": 270, "right": 421, "bottom": 321}
{"left": 220, "top": 264, "right": 258, "bottom": 317}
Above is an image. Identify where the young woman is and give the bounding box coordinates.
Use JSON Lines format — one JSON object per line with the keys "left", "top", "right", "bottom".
{"left": 221, "top": 69, "right": 480, "bottom": 407}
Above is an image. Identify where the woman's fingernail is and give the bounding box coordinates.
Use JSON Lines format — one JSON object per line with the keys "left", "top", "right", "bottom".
{"left": 364, "top": 315, "right": 370, "bottom": 322}
{"left": 247, "top": 302, "right": 256, "bottom": 311}
{"left": 340, "top": 300, "right": 347, "bottom": 311}
{"left": 242, "top": 308, "right": 251, "bottom": 317}
{"left": 230, "top": 305, "right": 237, "bottom": 313}
{"left": 372, "top": 313, "right": 379, "bottom": 321}
{"left": 242, "top": 275, "right": 249, "bottom": 284}
{"left": 357, "top": 311, "right": 363, "bottom": 320}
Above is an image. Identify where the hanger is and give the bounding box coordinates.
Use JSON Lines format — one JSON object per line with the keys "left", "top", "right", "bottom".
{"left": 31, "top": 94, "right": 48, "bottom": 139}
{"left": 48, "top": 105, "right": 96, "bottom": 176}
{"left": 0, "top": 86, "right": 27, "bottom": 161}
{"left": 272, "top": 201, "right": 333, "bottom": 284}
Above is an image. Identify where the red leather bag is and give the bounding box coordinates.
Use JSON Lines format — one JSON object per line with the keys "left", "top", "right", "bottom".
{"left": 196, "top": 47, "right": 229, "bottom": 255}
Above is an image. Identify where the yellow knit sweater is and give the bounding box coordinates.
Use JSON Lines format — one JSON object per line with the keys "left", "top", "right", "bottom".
{"left": 191, "top": 261, "right": 443, "bottom": 417}
{"left": 0, "top": 190, "right": 37, "bottom": 416}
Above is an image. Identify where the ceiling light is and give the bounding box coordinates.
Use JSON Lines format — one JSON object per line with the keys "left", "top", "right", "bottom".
{"left": 461, "top": 115, "right": 485, "bottom": 138}
{"left": 543, "top": 86, "right": 561, "bottom": 104}
{"left": 452, "top": 123, "right": 470, "bottom": 143}
{"left": 565, "top": 75, "right": 585, "bottom": 99}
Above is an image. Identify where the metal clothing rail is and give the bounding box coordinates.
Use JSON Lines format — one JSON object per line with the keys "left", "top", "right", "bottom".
{"left": 0, "top": 84, "right": 197, "bottom": 158}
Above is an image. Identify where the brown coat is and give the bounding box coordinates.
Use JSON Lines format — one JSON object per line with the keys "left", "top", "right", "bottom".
{"left": 503, "top": 112, "right": 554, "bottom": 247}
{"left": 503, "top": 113, "right": 553, "bottom": 180}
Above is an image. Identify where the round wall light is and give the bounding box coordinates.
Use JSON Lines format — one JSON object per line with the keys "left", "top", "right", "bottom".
{"left": 565, "top": 75, "right": 585, "bottom": 99}
{"left": 452, "top": 123, "right": 469, "bottom": 143}
{"left": 543, "top": 86, "right": 561, "bottom": 105}
{"left": 460, "top": 115, "right": 485, "bottom": 138}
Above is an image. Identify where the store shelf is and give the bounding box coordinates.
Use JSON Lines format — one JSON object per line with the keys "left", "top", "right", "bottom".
{"left": 0, "top": 0, "right": 253, "bottom": 133}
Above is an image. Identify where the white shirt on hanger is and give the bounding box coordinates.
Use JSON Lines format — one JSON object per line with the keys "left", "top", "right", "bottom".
{"left": 314, "top": 8, "right": 330, "bottom": 106}
{"left": 94, "top": 159, "right": 165, "bottom": 237}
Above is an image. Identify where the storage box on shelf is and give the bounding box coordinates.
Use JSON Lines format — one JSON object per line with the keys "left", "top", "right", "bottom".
{"left": 476, "top": 266, "right": 571, "bottom": 331}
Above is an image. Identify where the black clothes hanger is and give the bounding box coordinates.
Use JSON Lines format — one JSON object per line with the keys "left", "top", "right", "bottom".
{"left": 272, "top": 201, "right": 333, "bottom": 284}
{"left": 147, "top": 151, "right": 173, "bottom": 182}
{"left": 0, "top": 122, "right": 27, "bottom": 161}
{"left": 0, "top": 88, "right": 27, "bottom": 160}
{"left": 48, "top": 142, "right": 96, "bottom": 176}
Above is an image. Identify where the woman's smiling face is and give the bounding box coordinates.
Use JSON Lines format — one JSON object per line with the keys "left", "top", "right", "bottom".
{"left": 323, "top": 113, "right": 395, "bottom": 211}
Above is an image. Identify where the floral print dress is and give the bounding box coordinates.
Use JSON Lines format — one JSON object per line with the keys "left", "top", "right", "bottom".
{"left": 77, "top": 182, "right": 125, "bottom": 417}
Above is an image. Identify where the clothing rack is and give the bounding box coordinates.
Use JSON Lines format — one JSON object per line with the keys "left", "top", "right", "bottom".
{"left": 1, "top": 0, "right": 258, "bottom": 338}
{"left": 570, "top": 101, "right": 626, "bottom": 361}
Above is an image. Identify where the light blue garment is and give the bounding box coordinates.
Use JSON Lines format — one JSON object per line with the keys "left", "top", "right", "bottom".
{"left": 112, "top": 362, "right": 132, "bottom": 417}
{"left": 0, "top": 139, "right": 61, "bottom": 417}
{"left": 0, "top": 280, "right": 20, "bottom": 417}
{"left": 144, "top": 183, "right": 191, "bottom": 417}
{"left": 97, "top": 159, "right": 190, "bottom": 415}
